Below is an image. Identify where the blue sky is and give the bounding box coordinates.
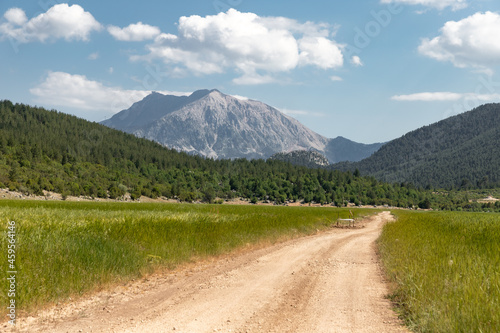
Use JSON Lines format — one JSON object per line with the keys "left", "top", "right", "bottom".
{"left": 1, "top": 0, "right": 500, "bottom": 143}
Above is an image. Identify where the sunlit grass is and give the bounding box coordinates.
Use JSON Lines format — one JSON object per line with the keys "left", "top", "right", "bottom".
{"left": 0, "top": 200, "right": 373, "bottom": 314}
{"left": 379, "top": 210, "right": 500, "bottom": 332}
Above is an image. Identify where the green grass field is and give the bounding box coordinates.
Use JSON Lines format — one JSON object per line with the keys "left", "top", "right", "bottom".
{"left": 379, "top": 210, "right": 500, "bottom": 332}
{"left": 0, "top": 200, "right": 372, "bottom": 315}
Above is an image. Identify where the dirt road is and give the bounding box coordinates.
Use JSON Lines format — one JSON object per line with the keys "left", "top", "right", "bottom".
{"left": 14, "top": 211, "right": 408, "bottom": 333}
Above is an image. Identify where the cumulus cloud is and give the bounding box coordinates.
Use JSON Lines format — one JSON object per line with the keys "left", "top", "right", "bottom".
{"left": 0, "top": 4, "right": 101, "bottom": 43}
{"left": 419, "top": 12, "right": 500, "bottom": 70}
{"left": 30, "top": 72, "right": 190, "bottom": 113}
{"left": 108, "top": 22, "right": 161, "bottom": 41}
{"left": 391, "top": 92, "right": 500, "bottom": 101}
{"left": 330, "top": 76, "right": 343, "bottom": 81}
{"left": 298, "top": 36, "right": 343, "bottom": 69}
{"left": 4, "top": 8, "right": 28, "bottom": 26}
{"left": 351, "top": 55, "right": 363, "bottom": 67}
{"left": 133, "top": 9, "right": 344, "bottom": 84}
{"left": 380, "top": 0, "right": 467, "bottom": 10}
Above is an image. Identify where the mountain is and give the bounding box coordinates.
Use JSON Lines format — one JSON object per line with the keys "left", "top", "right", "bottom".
{"left": 0, "top": 100, "right": 435, "bottom": 207}
{"left": 325, "top": 136, "right": 385, "bottom": 163}
{"left": 332, "top": 103, "right": 500, "bottom": 189}
{"left": 101, "top": 89, "right": 382, "bottom": 163}
{"left": 269, "top": 150, "right": 330, "bottom": 168}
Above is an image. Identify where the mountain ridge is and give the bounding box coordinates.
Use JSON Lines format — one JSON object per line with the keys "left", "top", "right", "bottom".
{"left": 101, "top": 89, "right": 383, "bottom": 162}
{"left": 331, "top": 103, "right": 500, "bottom": 188}
{"left": 0, "top": 99, "right": 441, "bottom": 208}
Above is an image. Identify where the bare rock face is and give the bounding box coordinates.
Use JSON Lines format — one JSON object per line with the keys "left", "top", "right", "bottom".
{"left": 269, "top": 150, "right": 331, "bottom": 168}
{"left": 101, "top": 89, "right": 382, "bottom": 162}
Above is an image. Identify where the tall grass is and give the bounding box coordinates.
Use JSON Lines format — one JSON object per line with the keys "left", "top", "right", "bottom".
{"left": 0, "top": 200, "right": 372, "bottom": 314}
{"left": 379, "top": 210, "right": 500, "bottom": 332}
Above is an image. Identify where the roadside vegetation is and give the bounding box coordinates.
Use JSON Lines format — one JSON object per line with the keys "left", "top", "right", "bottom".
{"left": 379, "top": 210, "right": 500, "bottom": 332}
{"left": 0, "top": 200, "right": 373, "bottom": 315}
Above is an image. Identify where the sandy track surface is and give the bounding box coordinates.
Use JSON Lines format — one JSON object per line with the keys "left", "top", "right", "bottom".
{"left": 13, "top": 211, "right": 408, "bottom": 333}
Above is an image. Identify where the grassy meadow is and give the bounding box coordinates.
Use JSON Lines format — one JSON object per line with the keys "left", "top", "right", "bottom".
{"left": 0, "top": 200, "right": 372, "bottom": 314}
{"left": 379, "top": 210, "right": 500, "bottom": 332}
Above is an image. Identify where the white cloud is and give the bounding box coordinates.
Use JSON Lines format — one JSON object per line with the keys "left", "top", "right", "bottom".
{"left": 419, "top": 12, "right": 500, "bottom": 70}
{"left": 351, "top": 55, "right": 363, "bottom": 66}
{"left": 230, "top": 94, "right": 249, "bottom": 101}
{"left": 330, "top": 76, "right": 343, "bottom": 81}
{"left": 232, "top": 71, "right": 277, "bottom": 85}
{"left": 88, "top": 52, "right": 99, "bottom": 60}
{"left": 472, "top": 68, "right": 495, "bottom": 77}
{"left": 4, "top": 8, "right": 27, "bottom": 26}
{"left": 280, "top": 108, "right": 325, "bottom": 117}
{"left": 380, "top": 0, "right": 467, "bottom": 10}
{"left": 108, "top": 22, "right": 161, "bottom": 41}
{"left": 468, "top": 93, "right": 500, "bottom": 101}
{"left": 391, "top": 92, "right": 462, "bottom": 101}
{"left": 391, "top": 92, "right": 500, "bottom": 101}
{"left": 134, "top": 9, "right": 344, "bottom": 84}
{"left": 0, "top": 4, "right": 101, "bottom": 43}
{"left": 298, "top": 36, "right": 343, "bottom": 69}
{"left": 30, "top": 72, "right": 190, "bottom": 113}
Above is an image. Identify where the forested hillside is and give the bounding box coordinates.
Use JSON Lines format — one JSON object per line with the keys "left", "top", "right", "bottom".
{"left": 0, "top": 100, "right": 447, "bottom": 208}
{"left": 333, "top": 104, "right": 500, "bottom": 189}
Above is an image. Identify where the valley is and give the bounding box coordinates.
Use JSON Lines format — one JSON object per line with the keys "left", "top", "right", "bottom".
{"left": 0, "top": 92, "right": 499, "bottom": 333}
{"left": 2, "top": 1, "right": 500, "bottom": 332}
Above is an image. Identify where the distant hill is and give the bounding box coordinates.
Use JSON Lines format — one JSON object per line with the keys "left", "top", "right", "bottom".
{"left": 269, "top": 150, "right": 330, "bottom": 168}
{"left": 101, "top": 89, "right": 382, "bottom": 163}
{"left": 325, "top": 136, "right": 384, "bottom": 162}
{"left": 332, "top": 104, "right": 500, "bottom": 189}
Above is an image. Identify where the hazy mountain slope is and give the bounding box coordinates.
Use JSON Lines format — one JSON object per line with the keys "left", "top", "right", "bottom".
{"left": 102, "top": 89, "right": 382, "bottom": 162}
{"left": 134, "top": 90, "right": 328, "bottom": 160}
{"left": 324, "top": 136, "right": 384, "bottom": 163}
{"left": 332, "top": 104, "right": 500, "bottom": 188}
{"left": 101, "top": 90, "right": 208, "bottom": 131}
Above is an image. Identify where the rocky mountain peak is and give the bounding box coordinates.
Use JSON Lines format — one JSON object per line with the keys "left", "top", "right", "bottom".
{"left": 269, "top": 150, "right": 330, "bottom": 168}
{"left": 101, "top": 89, "right": 383, "bottom": 162}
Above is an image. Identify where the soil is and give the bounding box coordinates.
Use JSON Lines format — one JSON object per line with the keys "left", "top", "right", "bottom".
{"left": 477, "top": 196, "right": 499, "bottom": 203}
{"left": 7, "top": 211, "right": 409, "bottom": 333}
{"left": 0, "top": 188, "right": 379, "bottom": 208}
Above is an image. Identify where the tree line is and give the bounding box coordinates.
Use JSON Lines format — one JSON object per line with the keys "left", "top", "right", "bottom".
{"left": 0, "top": 100, "right": 498, "bottom": 212}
